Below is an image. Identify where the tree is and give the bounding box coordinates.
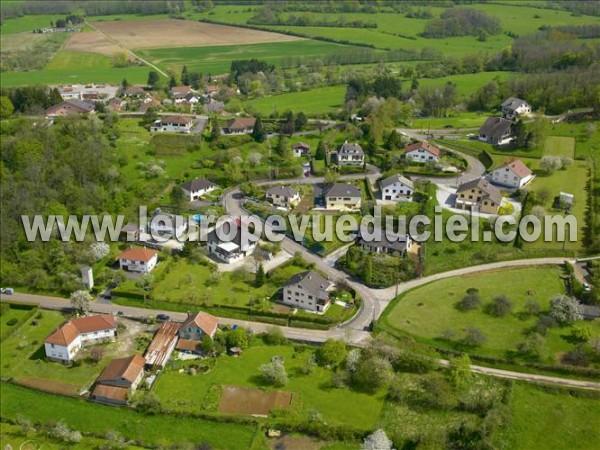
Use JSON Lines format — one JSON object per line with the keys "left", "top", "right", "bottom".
{"left": 363, "top": 254, "right": 373, "bottom": 284}
{"left": 294, "top": 111, "right": 307, "bottom": 131}
{"left": 352, "top": 355, "right": 393, "bottom": 392}
{"left": 90, "top": 346, "right": 105, "bottom": 362}
{"left": 255, "top": 263, "right": 265, "bottom": 287}
{"left": 147, "top": 71, "right": 160, "bottom": 88}
{"left": 260, "top": 359, "right": 287, "bottom": 386}
{"left": 276, "top": 134, "right": 291, "bottom": 160}
{"left": 315, "top": 140, "right": 327, "bottom": 160}
{"left": 70, "top": 290, "right": 93, "bottom": 314}
{"left": 142, "top": 106, "right": 158, "bottom": 126}
{"left": 513, "top": 119, "right": 529, "bottom": 147}
{"left": 527, "top": 117, "right": 551, "bottom": 150}
{"left": 462, "top": 327, "right": 486, "bottom": 347}
{"left": 201, "top": 334, "right": 214, "bottom": 353}
{"left": 346, "top": 348, "right": 361, "bottom": 372}
{"left": 363, "top": 429, "right": 393, "bottom": 450}
{"left": 570, "top": 324, "right": 592, "bottom": 342}
{"left": 90, "top": 242, "right": 110, "bottom": 261}
{"left": 227, "top": 327, "right": 249, "bottom": 349}
{"left": 539, "top": 155, "right": 563, "bottom": 173}
{"left": 384, "top": 129, "right": 401, "bottom": 150}
{"left": 316, "top": 339, "right": 347, "bottom": 367}
{"left": 168, "top": 75, "right": 178, "bottom": 89}
{"left": 449, "top": 354, "right": 473, "bottom": 388}
{"left": 0, "top": 96, "right": 15, "bottom": 119}
{"left": 517, "top": 332, "right": 546, "bottom": 359}
{"left": 210, "top": 115, "right": 221, "bottom": 144}
{"left": 263, "top": 327, "right": 287, "bottom": 345}
{"left": 247, "top": 152, "right": 262, "bottom": 166}
{"left": 170, "top": 185, "right": 185, "bottom": 213}
{"left": 456, "top": 288, "right": 481, "bottom": 311}
{"left": 523, "top": 299, "right": 541, "bottom": 317}
{"left": 550, "top": 294, "right": 583, "bottom": 324}
{"left": 251, "top": 116, "right": 266, "bottom": 142}
{"left": 181, "top": 65, "right": 190, "bottom": 86}
{"left": 487, "top": 295, "right": 513, "bottom": 317}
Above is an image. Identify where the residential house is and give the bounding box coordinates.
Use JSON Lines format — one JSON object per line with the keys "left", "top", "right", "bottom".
{"left": 150, "top": 115, "right": 193, "bottom": 133}
{"left": 325, "top": 183, "right": 362, "bottom": 210}
{"left": 403, "top": 141, "right": 441, "bottom": 163}
{"left": 118, "top": 247, "right": 158, "bottom": 273}
{"left": 292, "top": 142, "right": 311, "bottom": 157}
{"left": 181, "top": 178, "right": 218, "bottom": 201}
{"left": 120, "top": 223, "right": 142, "bottom": 242}
{"left": 89, "top": 354, "right": 145, "bottom": 406}
{"left": 182, "top": 91, "right": 201, "bottom": 105}
{"left": 336, "top": 141, "right": 364, "bottom": 166}
{"left": 46, "top": 100, "right": 95, "bottom": 117}
{"left": 179, "top": 312, "right": 219, "bottom": 341}
{"left": 44, "top": 315, "right": 116, "bottom": 363}
{"left": 205, "top": 99, "right": 225, "bottom": 115}
{"left": 222, "top": 117, "right": 256, "bottom": 135}
{"left": 144, "top": 321, "right": 180, "bottom": 369}
{"left": 148, "top": 212, "right": 188, "bottom": 238}
{"left": 58, "top": 86, "right": 82, "bottom": 100}
{"left": 358, "top": 232, "right": 413, "bottom": 257}
{"left": 282, "top": 270, "right": 332, "bottom": 313}
{"left": 479, "top": 117, "right": 514, "bottom": 145}
{"left": 266, "top": 185, "right": 301, "bottom": 208}
{"left": 206, "top": 220, "right": 257, "bottom": 264}
{"left": 490, "top": 159, "right": 534, "bottom": 188}
{"left": 501, "top": 97, "right": 531, "bottom": 120}
{"left": 108, "top": 97, "right": 125, "bottom": 112}
{"left": 455, "top": 178, "right": 502, "bottom": 214}
{"left": 170, "top": 85, "right": 194, "bottom": 103}
{"left": 380, "top": 174, "right": 414, "bottom": 202}
{"left": 139, "top": 96, "right": 160, "bottom": 113}
{"left": 204, "top": 85, "right": 220, "bottom": 97}
{"left": 119, "top": 86, "right": 146, "bottom": 97}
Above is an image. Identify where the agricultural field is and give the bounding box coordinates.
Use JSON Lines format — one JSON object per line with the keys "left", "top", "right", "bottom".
{"left": 63, "top": 30, "right": 130, "bottom": 59}
{"left": 0, "top": 14, "right": 66, "bottom": 35}
{"left": 380, "top": 265, "right": 600, "bottom": 361}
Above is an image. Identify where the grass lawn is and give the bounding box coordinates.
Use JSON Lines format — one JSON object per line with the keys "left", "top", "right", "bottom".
{"left": 409, "top": 111, "right": 490, "bottom": 130}
{"left": 0, "top": 14, "right": 67, "bottom": 35}
{"left": 543, "top": 136, "right": 575, "bottom": 158}
{"left": 0, "top": 382, "right": 257, "bottom": 449}
{"left": 417, "top": 71, "right": 511, "bottom": 99}
{"left": 0, "top": 304, "right": 35, "bottom": 340}
{"left": 548, "top": 120, "right": 600, "bottom": 160}
{"left": 380, "top": 266, "right": 600, "bottom": 362}
{"left": 244, "top": 85, "right": 345, "bottom": 116}
{"left": 154, "top": 344, "right": 385, "bottom": 430}
{"left": 139, "top": 40, "right": 348, "bottom": 75}
{"left": 496, "top": 382, "right": 600, "bottom": 450}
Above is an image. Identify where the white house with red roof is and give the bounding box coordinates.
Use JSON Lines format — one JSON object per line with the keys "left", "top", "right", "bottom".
{"left": 490, "top": 159, "right": 534, "bottom": 188}
{"left": 179, "top": 312, "right": 219, "bottom": 340}
{"left": 403, "top": 141, "right": 441, "bottom": 163}
{"left": 44, "top": 315, "right": 116, "bottom": 362}
{"left": 118, "top": 247, "right": 158, "bottom": 273}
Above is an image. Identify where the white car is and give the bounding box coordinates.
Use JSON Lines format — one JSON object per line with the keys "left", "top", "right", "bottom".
{"left": 1, "top": 288, "right": 14, "bottom": 294}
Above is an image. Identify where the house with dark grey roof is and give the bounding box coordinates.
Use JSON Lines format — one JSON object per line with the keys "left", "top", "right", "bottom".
{"left": 266, "top": 185, "right": 300, "bottom": 208}
{"left": 206, "top": 220, "right": 257, "bottom": 264}
{"left": 358, "top": 230, "right": 413, "bottom": 256}
{"left": 283, "top": 270, "right": 333, "bottom": 312}
{"left": 181, "top": 178, "right": 218, "bottom": 201}
{"left": 455, "top": 177, "right": 502, "bottom": 214}
{"left": 380, "top": 174, "right": 414, "bottom": 202}
{"left": 325, "top": 183, "right": 362, "bottom": 210}
{"left": 479, "top": 117, "right": 514, "bottom": 145}
{"left": 501, "top": 97, "right": 531, "bottom": 120}
{"left": 336, "top": 141, "right": 364, "bottom": 166}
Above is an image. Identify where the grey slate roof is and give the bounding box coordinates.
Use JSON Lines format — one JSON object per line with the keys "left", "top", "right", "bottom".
{"left": 358, "top": 231, "right": 411, "bottom": 253}
{"left": 457, "top": 177, "right": 502, "bottom": 205}
{"left": 479, "top": 116, "right": 513, "bottom": 140}
{"left": 266, "top": 185, "right": 299, "bottom": 198}
{"left": 380, "top": 174, "right": 414, "bottom": 190}
{"left": 338, "top": 142, "right": 364, "bottom": 156}
{"left": 325, "top": 183, "right": 362, "bottom": 198}
{"left": 181, "top": 178, "right": 217, "bottom": 192}
{"left": 284, "top": 270, "right": 331, "bottom": 299}
{"left": 66, "top": 99, "right": 95, "bottom": 112}
{"left": 501, "top": 97, "right": 528, "bottom": 109}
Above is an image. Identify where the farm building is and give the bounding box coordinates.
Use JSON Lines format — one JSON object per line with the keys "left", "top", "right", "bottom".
{"left": 117, "top": 247, "right": 158, "bottom": 273}
{"left": 144, "top": 321, "right": 180, "bottom": 369}
{"left": 90, "top": 354, "right": 145, "bottom": 406}
{"left": 44, "top": 315, "right": 116, "bottom": 363}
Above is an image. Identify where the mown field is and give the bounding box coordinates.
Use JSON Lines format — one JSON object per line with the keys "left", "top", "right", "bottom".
{"left": 380, "top": 265, "right": 600, "bottom": 361}
{"left": 244, "top": 85, "right": 345, "bottom": 116}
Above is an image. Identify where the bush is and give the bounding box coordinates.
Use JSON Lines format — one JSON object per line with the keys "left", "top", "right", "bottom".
{"left": 262, "top": 327, "right": 287, "bottom": 345}
{"left": 259, "top": 359, "right": 288, "bottom": 386}
{"left": 352, "top": 356, "right": 393, "bottom": 393}
{"left": 462, "top": 327, "right": 486, "bottom": 347}
{"left": 316, "top": 339, "right": 347, "bottom": 367}
{"left": 486, "top": 295, "right": 513, "bottom": 317}
{"left": 6, "top": 318, "right": 18, "bottom": 326}
{"left": 550, "top": 294, "right": 583, "bottom": 324}
{"left": 456, "top": 289, "right": 481, "bottom": 311}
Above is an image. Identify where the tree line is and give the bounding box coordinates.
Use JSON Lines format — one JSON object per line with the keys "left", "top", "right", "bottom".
{"left": 422, "top": 7, "right": 501, "bottom": 38}
{"left": 249, "top": 7, "right": 377, "bottom": 28}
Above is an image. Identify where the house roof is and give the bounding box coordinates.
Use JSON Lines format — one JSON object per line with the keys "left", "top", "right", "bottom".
{"left": 205, "top": 85, "right": 220, "bottom": 93}
{"left": 45, "top": 315, "right": 116, "bottom": 346}
{"left": 338, "top": 141, "right": 364, "bottom": 156}
{"left": 501, "top": 97, "right": 528, "bottom": 109}
{"left": 181, "top": 312, "right": 219, "bottom": 337}
{"left": 120, "top": 86, "right": 145, "bottom": 96}
{"left": 144, "top": 321, "right": 180, "bottom": 368}
{"left": 176, "top": 339, "right": 202, "bottom": 352}
{"left": 205, "top": 100, "right": 225, "bottom": 114}
{"left": 96, "top": 354, "right": 145, "bottom": 385}
{"left": 171, "top": 85, "right": 193, "bottom": 95}
{"left": 326, "top": 183, "right": 362, "bottom": 198}
{"left": 358, "top": 230, "right": 411, "bottom": 253}
{"left": 226, "top": 117, "right": 256, "bottom": 130}
{"left": 380, "top": 174, "right": 414, "bottom": 190}
{"left": 292, "top": 142, "right": 310, "bottom": 150}
{"left": 181, "top": 178, "right": 217, "bottom": 192}
{"left": 479, "top": 117, "right": 513, "bottom": 139}
{"left": 90, "top": 384, "right": 129, "bottom": 403}
{"left": 266, "top": 185, "right": 299, "bottom": 198}
{"left": 121, "top": 222, "right": 140, "bottom": 233}
{"left": 494, "top": 159, "right": 532, "bottom": 179}
{"left": 47, "top": 100, "right": 95, "bottom": 115}
{"left": 403, "top": 141, "right": 441, "bottom": 157}
{"left": 207, "top": 219, "right": 252, "bottom": 250}
{"left": 284, "top": 270, "right": 331, "bottom": 299}
{"left": 159, "top": 115, "right": 192, "bottom": 126}
{"left": 457, "top": 177, "right": 502, "bottom": 205}
{"left": 118, "top": 247, "right": 157, "bottom": 263}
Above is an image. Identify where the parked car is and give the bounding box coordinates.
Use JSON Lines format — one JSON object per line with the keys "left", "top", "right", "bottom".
{"left": 156, "top": 313, "right": 170, "bottom": 322}
{"left": 1, "top": 288, "right": 14, "bottom": 294}
{"left": 583, "top": 283, "right": 591, "bottom": 292}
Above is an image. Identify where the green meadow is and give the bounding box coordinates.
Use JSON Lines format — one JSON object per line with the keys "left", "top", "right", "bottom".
{"left": 244, "top": 85, "right": 345, "bottom": 116}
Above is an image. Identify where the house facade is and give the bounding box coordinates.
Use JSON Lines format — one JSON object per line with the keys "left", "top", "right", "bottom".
{"left": 501, "top": 97, "right": 531, "bottom": 120}
{"left": 179, "top": 312, "right": 219, "bottom": 340}
{"left": 283, "top": 270, "right": 332, "bottom": 313}
{"left": 380, "top": 174, "right": 414, "bottom": 202}
{"left": 118, "top": 247, "right": 158, "bottom": 273}
{"left": 325, "top": 183, "right": 362, "bottom": 210}
{"left": 292, "top": 142, "right": 311, "bottom": 157}
{"left": 206, "top": 220, "right": 257, "bottom": 264}
{"left": 479, "top": 117, "right": 514, "bottom": 145}
{"left": 44, "top": 315, "right": 117, "bottom": 363}
{"left": 336, "top": 141, "right": 364, "bottom": 166}
{"left": 150, "top": 115, "right": 193, "bottom": 133}
{"left": 181, "top": 178, "right": 218, "bottom": 201}
{"left": 455, "top": 178, "right": 502, "bottom": 214}
{"left": 222, "top": 117, "right": 256, "bottom": 135}
{"left": 403, "top": 141, "right": 441, "bottom": 163}
{"left": 46, "top": 100, "right": 95, "bottom": 117}
{"left": 266, "top": 185, "right": 301, "bottom": 208}
{"left": 490, "top": 159, "right": 534, "bottom": 188}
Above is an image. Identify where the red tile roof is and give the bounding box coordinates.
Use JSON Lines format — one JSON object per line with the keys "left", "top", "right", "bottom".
{"left": 181, "top": 312, "right": 219, "bottom": 337}
{"left": 45, "top": 315, "right": 116, "bottom": 346}
{"left": 498, "top": 159, "right": 532, "bottom": 178}
{"left": 96, "top": 354, "right": 145, "bottom": 385}
{"left": 403, "top": 141, "right": 441, "bottom": 157}
{"left": 90, "top": 384, "right": 129, "bottom": 403}
{"left": 118, "top": 247, "right": 158, "bottom": 263}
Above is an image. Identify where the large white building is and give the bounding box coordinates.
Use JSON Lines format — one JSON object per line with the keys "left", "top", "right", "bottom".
{"left": 45, "top": 315, "right": 117, "bottom": 363}
{"left": 325, "top": 183, "right": 362, "bottom": 211}
{"left": 490, "top": 159, "right": 534, "bottom": 189}
{"left": 380, "top": 174, "right": 414, "bottom": 202}
{"left": 118, "top": 247, "right": 158, "bottom": 273}
{"left": 402, "top": 141, "right": 441, "bottom": 163}
{"left": 501, "top": 97, "right": 531, "bottom": 120}
{"left": 336, "top": 141, "right": 364, "bottom": 166}
{"left": 283, "top": 270, "right": 332, "bottom": 313}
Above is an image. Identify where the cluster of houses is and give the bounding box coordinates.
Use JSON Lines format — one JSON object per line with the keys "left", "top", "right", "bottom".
{"left": 44, "top": 311, "right": 219, "bottom": 406}
{"left": 478, "top": 97, "right": 532, "bottom": 146}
